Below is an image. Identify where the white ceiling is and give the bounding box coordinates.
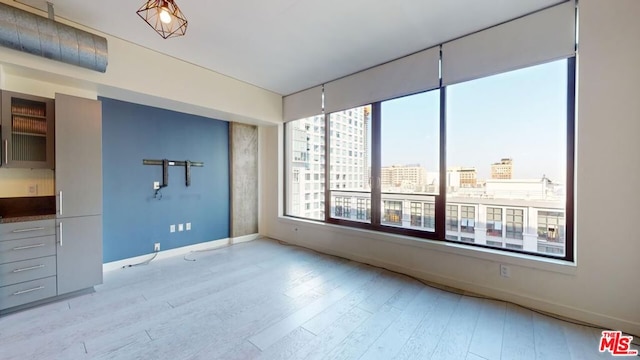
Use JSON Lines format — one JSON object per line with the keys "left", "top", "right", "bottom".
{"left": 15, "top": 0, "right": 563, "bottom": 96}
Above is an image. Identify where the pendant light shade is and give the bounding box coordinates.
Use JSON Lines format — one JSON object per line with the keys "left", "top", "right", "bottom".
{"left": 137, "top": 0, "right": 188, "bottom": 39}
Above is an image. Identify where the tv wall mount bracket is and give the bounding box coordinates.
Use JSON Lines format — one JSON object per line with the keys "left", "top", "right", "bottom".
{"left": 142, "top": 159, "right": 204, "bottom": 188}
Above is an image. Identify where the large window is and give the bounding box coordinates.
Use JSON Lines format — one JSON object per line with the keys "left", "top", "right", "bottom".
{"left": 284, "top": 57, "right": 574, "bottom": 261}
{"left": 447, "top": 59, "right": 569, "bottom": 257}
{"left": 380, "top": 92, "right": 440, "bottom": 232}
{"left": 285, "top": 115, "right": 325, "bottom": 220}
{"left": 329, "top": 105, "right": 372, "bottom": 223}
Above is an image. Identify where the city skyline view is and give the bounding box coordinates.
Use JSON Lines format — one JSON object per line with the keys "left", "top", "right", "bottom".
{"left": 286, "top": 58, "right": 569, "bottom": 257}
{"left": 381, "top": 59, "right": 568, "bottom": 182}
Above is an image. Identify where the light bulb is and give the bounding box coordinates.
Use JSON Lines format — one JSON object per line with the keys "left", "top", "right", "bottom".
{"left": 159, "top": 7, "right": 171, "bottom": 24}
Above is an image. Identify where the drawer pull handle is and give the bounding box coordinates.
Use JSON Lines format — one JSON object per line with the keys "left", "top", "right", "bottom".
{"left": 11, "top": 227, "right": 45, "bottom": 233}
{"left": 13, "top": 243, "right": 46, "bottom": 251}
{"left": 12, "top": 286, "right": 45, "bottom": 296}
{"left": 12, "top": 264, "right": 45, "bottom": 273}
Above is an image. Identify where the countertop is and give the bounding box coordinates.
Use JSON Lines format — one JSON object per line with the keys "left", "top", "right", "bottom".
{"left": 0, "top": 214, "right": 56, "bottom": 224}
{"left": 0, "top": 196, "right": 56, "bottom": 223}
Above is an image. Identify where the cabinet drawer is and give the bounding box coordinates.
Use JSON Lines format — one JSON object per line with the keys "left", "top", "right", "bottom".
{"left": 0, "top": 235, "right": 56, "bottom": 264}
{"left": 0, "top": 220, "right": 55, "bottom": 241}
{"left": 0, "top": 275, "right": 56, "bottom": 310}
{"left": 0, "top": 256, "right": 56, "bottom": 287}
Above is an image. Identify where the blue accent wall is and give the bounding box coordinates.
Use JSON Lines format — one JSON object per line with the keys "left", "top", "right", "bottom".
{"left": 100, "top": 97, "right": 229, "bottom": 263}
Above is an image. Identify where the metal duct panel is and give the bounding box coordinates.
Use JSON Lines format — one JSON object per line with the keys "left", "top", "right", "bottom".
{"left": 0, "top": 3, "right": 107, "bottom": 73}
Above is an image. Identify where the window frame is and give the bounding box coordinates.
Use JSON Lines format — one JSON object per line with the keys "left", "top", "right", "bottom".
{"left": 486, "top": 207, "right": 504, "bottom": 238}
{"left": 284, "top": 57, "right": 576, "bottom": 262}
{"left": 505, "top": 208, "right": 524, "bottom": 240}
{"left": 460, "top": 205, "right": 475, "bottom": 234}
{"left": 410, "top": 202, "right": 422, "bottom": 227}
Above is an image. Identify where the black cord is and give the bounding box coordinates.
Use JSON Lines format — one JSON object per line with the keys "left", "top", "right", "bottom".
{"left": 275, "top": 239, "right": 640, "bottom": 346}
{"left": 154, "top": 188, "right": 163, "bottom": 200}
{"left": 121, "top": 252, "right": 158, "bottom": 268}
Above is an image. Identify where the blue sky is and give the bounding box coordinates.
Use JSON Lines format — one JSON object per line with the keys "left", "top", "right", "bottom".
{"left": 380, "top": 59, "right": 568, "bottom": 181}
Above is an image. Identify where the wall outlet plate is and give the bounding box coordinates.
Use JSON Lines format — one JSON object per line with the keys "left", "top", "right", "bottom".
{"left": 500, "top": 264, "right": 511, "bottom": 278}
{"left": 153, "top": 181, "right": 160, "bottom": 190}
{"left": 154, "top": 243, "right": 160, "bottom": 252}
{"left": 170, "top": 224, "right": 176, "bottom": 233}
{"left": 178, "top": 224, "right": 184, "bottom": 232}
{"left": 186, "top": 222, "right": 191, "bottom": 231}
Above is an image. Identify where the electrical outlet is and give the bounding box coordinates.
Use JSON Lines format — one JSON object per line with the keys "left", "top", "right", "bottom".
{"left": 178, "top": 224, "right": 184, "bottom": 232}
{"left": 500, "top": 264, "right": 511, "bottom": 278}
{"left": 153, "top": 181, "right": 160, "bottom": 190}
{"left": 154, "top": 243, "right": 160, "bottom": 252}
{"left": 186, "top": 222, "right": 191, "bottom": 231}
{"left": 27, "top": 184, "right": 38, "bottom": 195}
{"left": 170, "top": 224, "right": 176, "bottom": 233}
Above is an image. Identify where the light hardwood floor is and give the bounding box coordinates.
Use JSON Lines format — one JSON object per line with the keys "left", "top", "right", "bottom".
{"left": 0, "top": 238, "right": 630, "bottom": 359}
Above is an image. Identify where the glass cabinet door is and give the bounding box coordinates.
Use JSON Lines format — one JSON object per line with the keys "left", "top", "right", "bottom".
{"left": 1, "top": 91, "right": 55, "bottom": 169}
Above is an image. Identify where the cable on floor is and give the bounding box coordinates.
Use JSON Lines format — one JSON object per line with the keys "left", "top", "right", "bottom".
{"left": 275, "top": 239, "right": 640, "bottom": 349}
{"left": 183, "top": 244, "right": 233, "bottom": 261}
{"left": 182, "top": 237, "right": 266, "bottom": 261}
{"left": 121, "top": 252, "right": 158, "bottom": 268}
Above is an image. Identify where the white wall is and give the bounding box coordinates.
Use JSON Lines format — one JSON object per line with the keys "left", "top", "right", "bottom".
{"left": 260, "top": 0, "right": 640, "bottom": 335}
{"left": 0, "top": 0, "right": 282, "bottom": 126}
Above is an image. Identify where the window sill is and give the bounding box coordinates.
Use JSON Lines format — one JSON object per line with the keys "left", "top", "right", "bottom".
{"left": 278, "top": 216, "right": 577, "bottom": 276}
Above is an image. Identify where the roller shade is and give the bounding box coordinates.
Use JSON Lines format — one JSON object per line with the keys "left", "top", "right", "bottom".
{"left": 442, "top": 1, "right": 575, "bottom": 86}
{"left": 324, "top": 46, "right": 440, "bottom": 113}
{"left": 283, "top": 85, "right": 323, "bottom": 122}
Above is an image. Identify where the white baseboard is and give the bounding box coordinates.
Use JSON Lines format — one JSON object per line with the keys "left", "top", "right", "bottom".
{"left": 103, "top": 238, "right": 231, "bottom": 272}
{"left": 231, "top": 233, "right": 261, "bottom": 244}
{"left": 279, "top": 238, "right": 640, "bottom": 337}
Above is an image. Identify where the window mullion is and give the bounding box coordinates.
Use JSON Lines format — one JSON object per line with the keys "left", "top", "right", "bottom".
{"left": 371, "top": 102, "right": 382, "bottom": 226}
{"left": 565, "top": 56, "right": 576, "bottom": 262}
{"left": 436, "top": 87, "right": 447, "bottom": 240}
{"left": 323, "top": 113, "right": 331, "bottom": 221}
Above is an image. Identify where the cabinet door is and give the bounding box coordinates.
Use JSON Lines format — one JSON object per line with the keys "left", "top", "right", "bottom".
{"left": 56, "top": 215, "right": 102, "bottom": 295}
{"left": 55, "top": 94, "right": 102, "bottom": 217}
{"left": 1, "top": 90, "right": 55, "bottom": 169}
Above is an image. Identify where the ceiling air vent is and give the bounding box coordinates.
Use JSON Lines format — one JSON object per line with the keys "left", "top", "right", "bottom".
{"left": 0, "top": 2, "right": 107, "bottom": 73}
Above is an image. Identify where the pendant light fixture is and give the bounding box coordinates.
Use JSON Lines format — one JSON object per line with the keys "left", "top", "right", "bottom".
{"left": 137, "top": 0, "right": 188, "bottom": 39}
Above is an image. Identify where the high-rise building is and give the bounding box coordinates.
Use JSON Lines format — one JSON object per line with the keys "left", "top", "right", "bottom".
{"left": 447, "top": 166, "right": 477, "bottom": 187}
{"left": 329, "top": 107, "right": 370, "bottom": 191}
{"left": 491, "top": 158, "right": 513, "bottom": 179}
{"left": 459, "top": 167, "right": 477, "bottom": 187}
{"left": 287, "top": 115, "right": 325, "bottom": 219}
{"left": 381, "top": 164, "right": 426, "bottom": 191}
{"left": 287, "top": 107, "right": 370, "bottom": 220}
